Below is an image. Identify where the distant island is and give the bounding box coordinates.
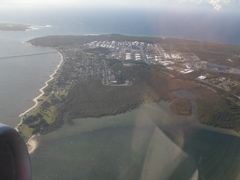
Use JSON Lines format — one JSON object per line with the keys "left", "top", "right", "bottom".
{"left": 0, "top": 23, "right": 32, "bottom": 31}
{"left": 18, "top": 34, "right": 240, "bottom": 141}
{"left": 0, "top": 23, "right": 51, "bottom": 31}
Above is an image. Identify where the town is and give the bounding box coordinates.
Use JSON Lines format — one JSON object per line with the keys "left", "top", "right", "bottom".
{"left": 27, "top": 37, "right": 240, "bottom": 104}
{"left": 83, "top": 40, "right": 240, "bottom": 94}
{"left": 47, "top": 39, "right": 240, "bottom": 99}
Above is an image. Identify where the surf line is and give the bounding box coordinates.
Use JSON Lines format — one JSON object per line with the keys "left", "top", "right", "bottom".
{"left": 16, "top": 51, "right": 64, "bottom": 130}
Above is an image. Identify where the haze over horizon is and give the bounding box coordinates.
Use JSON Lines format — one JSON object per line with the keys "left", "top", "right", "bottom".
{"left": 0, "top": 0, "right": 239, "bottom": 9}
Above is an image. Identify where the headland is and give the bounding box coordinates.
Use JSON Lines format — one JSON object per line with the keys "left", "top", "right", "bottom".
{"left": 17, "top": 34, "right": 240, "bottom": 143}
{"left": 0, "top": 23, "right": 31, "bottom": 31}
{"left": 0, "top": 23, "right": 52, "bottom": 31}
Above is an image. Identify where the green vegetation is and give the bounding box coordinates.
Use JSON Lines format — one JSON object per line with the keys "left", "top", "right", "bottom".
{"left": 171, "top": 98, "right": 192, "bottom": 116}
{"left": 29, "top": 34, "right": 165, "bottom": 47}
{"left": 43, "top": 80, "right": 54, "bottom": 96}
{"left": 162, "top": 38, "right": 240, "bottom": 68}
{"left": 20, "top": 96, "right": 64, "bottom": 141}
{"left": 30, "top": 34, "right": 240, "bottom": 68}
{"left": 197, "top": 94, "right": 240, "bottom": 129}
{"left": 61, "top": 63, "right": 161, "bottom": 122}
{"left": 19, "top": 34, "right": 240, "bottom": 141}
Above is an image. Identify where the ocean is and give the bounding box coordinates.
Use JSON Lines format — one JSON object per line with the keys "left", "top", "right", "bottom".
{"left": 0, "top": 5, "right": 240, "bottom": 180}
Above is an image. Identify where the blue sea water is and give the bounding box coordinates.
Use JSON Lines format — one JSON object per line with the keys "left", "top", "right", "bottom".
{"left": 1, "top": 5, "right": 240, "bottom": 43}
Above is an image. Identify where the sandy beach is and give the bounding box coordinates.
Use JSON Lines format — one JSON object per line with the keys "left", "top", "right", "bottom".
{"left": 18, "top": 51, "right": 63, "bottom": 118}
{"left": 27, "top": 134, "right": 39, "bottom": 154}
{"left": 15, "top": 49, "right": 64, "bottom": 153}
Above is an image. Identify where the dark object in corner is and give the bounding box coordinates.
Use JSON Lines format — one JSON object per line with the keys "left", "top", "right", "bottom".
{"left": 0, "top": 123, "right": 31, "bottom": 180}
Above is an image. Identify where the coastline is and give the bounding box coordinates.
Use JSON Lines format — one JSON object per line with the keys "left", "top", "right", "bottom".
{"left": 27, "top": 134, "right": 39, "bottom": 154}
{"left": 18, "top": 34, "right": 240, "bottom": 154}
{"left": 16, "top": 50, "right": 64, "bottom": 153}
{"left": 18, "top": 51, "right": 63, "bottom": 118}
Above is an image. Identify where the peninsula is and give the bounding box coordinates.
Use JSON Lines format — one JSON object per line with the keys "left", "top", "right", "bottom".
{"left": 18, "top": 34, "right": 240, "bottom": 141}
{"left": 0, "top": 23, "right": 32, "bottom": 31}
{"left": 0, "top": 23, "right": 51, "bottom": 31}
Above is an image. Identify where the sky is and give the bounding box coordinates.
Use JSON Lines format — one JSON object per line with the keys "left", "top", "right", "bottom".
{"left": 0, "top": 0, "right": 195, "bottom": 7}
{"left": 0, "top": 0, "right": 166, "bottom": 8}
{"left": 0, "top": 0, "right": 177, "bottom": 10}
{"left": 0, "top": 0, "right": 238, "bottom": 9}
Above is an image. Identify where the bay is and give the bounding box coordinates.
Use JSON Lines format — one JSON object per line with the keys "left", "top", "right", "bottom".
{"left": 31, "top": 102, "right": 240, "bottom": 180}
{"left": 0, "top": 31, "right": 61, "bottom": 127}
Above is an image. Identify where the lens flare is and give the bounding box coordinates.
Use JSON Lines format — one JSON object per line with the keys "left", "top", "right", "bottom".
{"left": 209, "top": 0, "right": 222, "bottom": 10}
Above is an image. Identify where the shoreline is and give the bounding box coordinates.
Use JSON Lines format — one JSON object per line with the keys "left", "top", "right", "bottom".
{"left": 16, "top": 34, "right": 240, "bottom": 154}
{"left": 15, "top": 50, "right": 64, "bottom": 153}
{"left": 27, "top": 134, "right": 39, "bottom": 154}
{"left": 18, "top": 51, "right": 63, "bottom": 118}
